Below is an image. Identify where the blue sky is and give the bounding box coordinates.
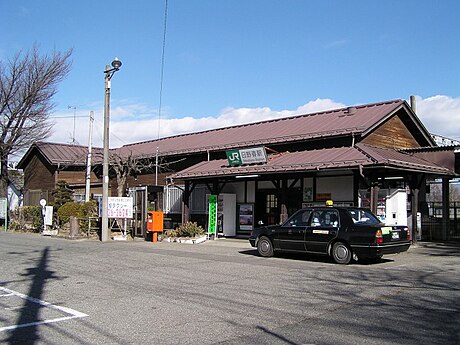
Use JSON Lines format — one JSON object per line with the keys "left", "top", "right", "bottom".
{"left": 2, "top": 0, "right": 460, "bottom": 151}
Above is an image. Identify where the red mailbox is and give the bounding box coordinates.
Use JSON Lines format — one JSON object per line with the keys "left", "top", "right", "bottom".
{"left": 147, "top": 211, "right": 164, "bottom": 242}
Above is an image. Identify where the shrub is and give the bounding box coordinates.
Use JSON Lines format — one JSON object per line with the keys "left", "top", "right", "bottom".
{"left": 175, "top": 222, "right": 205, "bottom": 238}
{"left": 78, "top": 200, "right": 98, "bottom": 234}
{"left": 21, "top": 206, "right": 43, "bottom": 232}
{"left": 57, "top": 202, "right": 81, "bottom": 224}
{"left": 164, "top": 229, "right": 178, "bottom": 238}
{"left": 51, "top": 181, "right": 74, "bottom": 209}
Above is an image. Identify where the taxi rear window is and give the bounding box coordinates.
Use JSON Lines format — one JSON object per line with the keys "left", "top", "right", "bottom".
{"left": 347, "top": 209, "right": 380, "bottom": 225}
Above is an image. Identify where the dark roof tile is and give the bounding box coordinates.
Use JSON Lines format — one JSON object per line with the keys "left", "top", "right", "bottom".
{"left": 170, "top": 144, "right": 453, "bottom": 180}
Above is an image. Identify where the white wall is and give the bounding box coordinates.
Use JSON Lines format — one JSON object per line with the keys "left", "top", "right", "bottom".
{"left": 221, "top": 181, "right": 255, "bottom": 203}
{"left": 316, "top": 176, "right": 354, "bottom": 202}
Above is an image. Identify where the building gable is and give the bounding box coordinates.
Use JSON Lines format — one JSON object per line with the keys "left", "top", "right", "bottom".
{"left": 361, "top": 114, "right": 420, "bottom": 149}
{"left": 23, "top": 154, "right": 56, "bottom": 191}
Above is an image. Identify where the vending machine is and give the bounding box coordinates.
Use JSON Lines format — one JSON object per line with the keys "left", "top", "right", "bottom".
{"left": 385, "top": 189, "right": 408, "bottom": 226}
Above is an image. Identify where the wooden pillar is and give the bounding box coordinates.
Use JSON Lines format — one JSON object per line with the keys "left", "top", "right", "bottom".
{"left": 442, "top": 177, "right": 450, "bottom": 241}
{"left": 408, "top": 174, "right": 423, "bottom": 243}
{"left": 418, "top": 175, "right": 429, "bottom": 240}
{"left": 411, "top": 188, "right": 419, "bottom": 242}
{"left": 280, "top": 179, "right": 288, "bottom": 223}
{"left": 353, "top": 171, "right": 359, "bottom": 207}
{"left": 370, "top": 183, "right": 379, "bottom": 214}
{"left": 182, "top": 180, "right": 190, "bottom": 224}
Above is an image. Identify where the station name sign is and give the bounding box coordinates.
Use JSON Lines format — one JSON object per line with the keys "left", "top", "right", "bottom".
{"left": 226, "top": 147, "right": 267, "bottom": 166}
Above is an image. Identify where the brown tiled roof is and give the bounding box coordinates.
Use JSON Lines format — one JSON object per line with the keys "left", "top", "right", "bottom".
{"left": 356, "top": 144, "right": 452, "bottom": 173}
{"left": 17, "top": 99, "right": 435, "bottom": 168}
{"left": 169, "top": 143, "right": 453, "bottom": 180}
{"left": 117, "top": 99, "right": 412, "bottom": 158}
{"left": 17, "top": 142, "right": 103, "bottom": 168}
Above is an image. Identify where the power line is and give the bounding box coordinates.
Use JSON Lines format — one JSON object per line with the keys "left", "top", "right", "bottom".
{"left": 157, "top": 0, "right": 168, "bottom": 141}
{"left": 156, "top": 0, "right": 169, "bottom": 186}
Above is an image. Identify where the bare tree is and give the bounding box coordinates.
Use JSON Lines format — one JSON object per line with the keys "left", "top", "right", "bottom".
{"left": 110, "top": 151, "right": 184, "bottom": 197}
{"left": 0, "top": 45, "right": 72, "bottom": 197}
{"left": 110, "top": 152, "right": 154, "bottom": 197}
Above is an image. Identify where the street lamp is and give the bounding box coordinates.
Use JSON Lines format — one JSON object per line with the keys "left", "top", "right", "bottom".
{"left": 101, "top": 58, "right": 122, "bottom": 242}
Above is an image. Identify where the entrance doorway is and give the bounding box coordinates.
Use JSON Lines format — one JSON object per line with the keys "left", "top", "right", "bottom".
{"left": 255, "top": 191, "right": 279, "bottom": 226}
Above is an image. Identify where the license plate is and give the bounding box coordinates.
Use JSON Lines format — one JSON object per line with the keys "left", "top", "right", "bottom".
{"left": 392, "top": 232, "right": 400, "bottom": 240}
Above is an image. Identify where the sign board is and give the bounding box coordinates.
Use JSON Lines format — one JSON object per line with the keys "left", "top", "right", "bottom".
{"left": 0, "top": 198, "right": 7, "bottom": 219}
{"left": 226, "top": 147, "right": 267, "bottom": 166}
{"left": 316, "top": 193, "right": 332, "bottom": 201}
{"left": 0, "top": 198, "right": 7, "bottom": 231}
{"left": 238, "top": 204, "right": 254, "bottom": 231}
{"left": 107, "top": 197, "right": 133, "bottom": 219}
{"left": 207, "top": 194, "right": 217, "bottom": 235}
{"left": 44, "top": 206, "right": 53, "bottom": 226}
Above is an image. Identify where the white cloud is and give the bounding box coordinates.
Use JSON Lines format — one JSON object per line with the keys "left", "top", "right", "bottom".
{"left": 45, "top": 96, "right": 460, "bottom": 151}
{"left": 414, "top": 95, "right": 460, "bottom": 140}
{"left": 110, "top": 98, "right": 345, "bottom": 147}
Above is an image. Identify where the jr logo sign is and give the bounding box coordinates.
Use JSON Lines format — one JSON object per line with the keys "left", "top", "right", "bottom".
{"left": 226, "top": 150, "right": 242, "bottom": 166}
{"left": 226, "top": 147, "right": 267, "bottom": 166}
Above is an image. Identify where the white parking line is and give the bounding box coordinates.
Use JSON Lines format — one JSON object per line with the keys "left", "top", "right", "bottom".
{"left": 0, "top": 287, "right": 88, "bottom": 332}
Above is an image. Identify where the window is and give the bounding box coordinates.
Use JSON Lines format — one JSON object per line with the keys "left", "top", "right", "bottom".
{"left": 309, "top": 209, "right": 339, "bottom": 227}
{"left": 266, "top": 194, "right": 277, "bottom": 213}
{"left": 347, "top": 208, "right": 380, "bottom": 224}
{"left": 286, "top": 209, "right": 311, "bottom": 226}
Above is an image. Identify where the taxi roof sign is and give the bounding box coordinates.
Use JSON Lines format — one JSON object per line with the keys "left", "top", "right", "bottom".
{"left": 325, "top": 200, "right": 334, "bottom": 206}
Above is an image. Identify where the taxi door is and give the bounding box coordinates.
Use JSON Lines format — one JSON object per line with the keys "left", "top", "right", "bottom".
{"left": 277, "top": 209, "right": 311, "bottom": 252}
{"left": 305, "top": 208, "right": 339, "bottom": 254}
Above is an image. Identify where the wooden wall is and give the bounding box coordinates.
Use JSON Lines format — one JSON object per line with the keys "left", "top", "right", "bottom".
{"left": 56, "top": 171, "right": 100, "bottom": 185}
{"left": 361, "top": 115, "right": 421, "bottom": 149}
{"left": 23, "top": 155, "right": 56, "bottom": 192}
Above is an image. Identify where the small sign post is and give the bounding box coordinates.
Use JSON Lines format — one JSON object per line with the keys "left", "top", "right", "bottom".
{"left": 39, "top": 199, "right": 47, "bottom": 233}
{"left": 0, "top": 198, "right": 7, "bottom": 232}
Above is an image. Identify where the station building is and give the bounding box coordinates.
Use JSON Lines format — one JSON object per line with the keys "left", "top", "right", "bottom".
{"left": 18, "top": 99, "right": 459, "bottom": 240}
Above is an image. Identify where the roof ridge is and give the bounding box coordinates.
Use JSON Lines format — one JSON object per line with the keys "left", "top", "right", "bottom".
{"left": 120, "top": 99, "right": 404, "bottom": 149}
{"left": 36, "top": 141, "right": 91, "bottom": 149}
{"left": 354, "top": 143, "right": 380, "bottom": 163}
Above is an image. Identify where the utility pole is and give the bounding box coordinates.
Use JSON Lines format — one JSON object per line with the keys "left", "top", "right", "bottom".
{"left": 101, "top": 58, "right": 122, "bottom": 242}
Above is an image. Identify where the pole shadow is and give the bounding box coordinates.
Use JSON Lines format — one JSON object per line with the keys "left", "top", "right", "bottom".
{"left": 6, "top": 247, "right": 60, "bottom": 345}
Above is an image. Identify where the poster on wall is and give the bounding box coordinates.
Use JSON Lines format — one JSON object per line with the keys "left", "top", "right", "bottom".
{"left": 303, "top": 186, "right": 313, "bottom": 202}
{"left": 238, "top": 204, "right": 254, "bottom": 231}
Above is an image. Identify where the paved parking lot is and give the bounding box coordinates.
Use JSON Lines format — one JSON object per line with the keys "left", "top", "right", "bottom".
{"left": 0, "top": 232, "right": 459, "bottom": 344}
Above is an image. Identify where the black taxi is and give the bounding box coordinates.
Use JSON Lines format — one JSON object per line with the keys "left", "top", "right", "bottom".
{"left": 249, "top": 206, "right": 411, "bottom": 264}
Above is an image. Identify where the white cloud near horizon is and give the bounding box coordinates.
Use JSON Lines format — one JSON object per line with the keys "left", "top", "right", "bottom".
{"left": 415, "top": 95, "right": 460, "bottom": 139}
{"left": 44, "top": 95, "right": 460, "bottom": 152}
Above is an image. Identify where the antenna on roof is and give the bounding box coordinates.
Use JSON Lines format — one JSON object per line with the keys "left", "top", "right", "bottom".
{"left": 68, "top": 105, "right": 77, "bottom": 144}
{"left": 85, "top": 111, "right": 94, "bottom": 202}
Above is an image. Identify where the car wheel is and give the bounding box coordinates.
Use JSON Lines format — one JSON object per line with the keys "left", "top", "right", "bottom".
{"left": 257, "top": 236, "right": 274, "bottom": 257}
{"left": 332, "top": 242, "right": 352, "bottom": 264}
